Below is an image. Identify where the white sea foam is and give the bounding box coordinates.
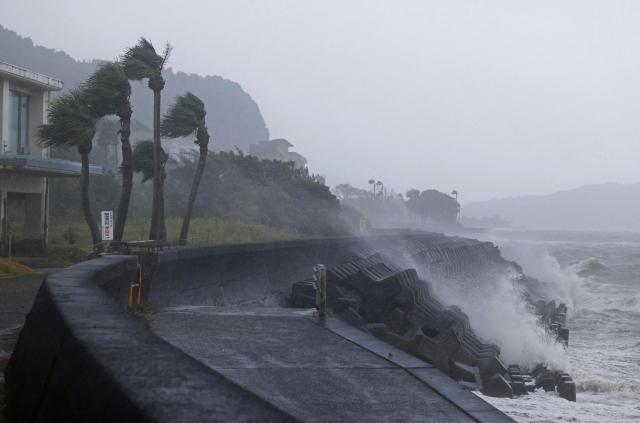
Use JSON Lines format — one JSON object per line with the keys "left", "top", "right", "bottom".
{"left": 474, "top": 231, "right": 640, "bottom": 423}
{"left": 573, "top": 257, "right": 608, "bottom": 277}
{"left": 476, "top": 388, "right": 640, "bottom": 423}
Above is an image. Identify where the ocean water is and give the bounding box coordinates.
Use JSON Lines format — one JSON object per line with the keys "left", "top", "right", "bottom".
{"left": 473, "top": 229, "right": 640, "bottom": 423}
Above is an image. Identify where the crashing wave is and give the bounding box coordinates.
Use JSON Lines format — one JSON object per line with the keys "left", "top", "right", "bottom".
{"left": 575, "top": 258, "right": 608, "bottom": 277}
{"left": 575, "top": 377, "right": 640, "bottom": 394}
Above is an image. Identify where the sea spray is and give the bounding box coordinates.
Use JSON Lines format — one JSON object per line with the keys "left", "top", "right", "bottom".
{"left": 389, "top": 239, "right": 574, "bottom": 370}
{"left": 492, "top": 241, "right": 584, "bottom": 314}
{"left": 427, "top": 270, "right": 570, "bottom": 370}
{"left": 470, "top": 230, "right": 640, "bottom": 422}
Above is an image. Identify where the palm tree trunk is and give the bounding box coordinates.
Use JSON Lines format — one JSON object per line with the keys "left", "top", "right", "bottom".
{"left": 80, "top": 153, "right": 102, "bottom": 253}
{"left": 112, "top": 110, "right": 132, "bottom": 249}
{"left": 149, "top": 87, "right": 167, "bottom": 240}
{"left": 179, "top": 128, "right": 209, "bottom": 245}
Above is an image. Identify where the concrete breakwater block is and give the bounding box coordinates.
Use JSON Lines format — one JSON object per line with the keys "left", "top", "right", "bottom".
{"left": 536, "top": 300, "right": 570, "bottom": 346}
{"left": 292, "top": 253, "right": 514, "bottom": 397}
{"left": 529, "top": 364, "right": 577, "bottom": 401}
{"left": 290, "top": 248, "right": 577, "bottom": 402}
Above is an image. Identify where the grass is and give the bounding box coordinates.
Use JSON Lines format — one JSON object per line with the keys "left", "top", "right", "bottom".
{"left": 47, "top": 217, "right": 300, "bottom": 253}
{"left": 0, "top": 258, "right": 35, "bottom": 279}
{"left": 6, "top": 217, "right": 299, "bottom": 267}
{"left": 11, "top": 247, "right": 88, "bottom": 269}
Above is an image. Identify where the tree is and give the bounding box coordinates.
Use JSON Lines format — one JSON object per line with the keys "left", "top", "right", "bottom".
{"left": 161, "top": 92, "right": 210, "bottom": 244}
{"left": 132, "top": 140, "right": 168, "bottom": 184}
{"left": 84, "top": 62, "right": 132, "bottom": 248}
{"left": 39, "top": 90, "right": 103, "bottom": 253}
{"left": 405, "top": 189, "right": 460, "bottom": 225}
{"left": 122, "top": 38, "right": 172, "bottom": 240}
{"left": 406, "top": 189, "right": 420, "bottom": 200}
{"left": 376, "top": 180, "right": 384, "bottom": 198}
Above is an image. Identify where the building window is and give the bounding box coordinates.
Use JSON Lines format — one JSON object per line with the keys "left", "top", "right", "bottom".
{"left": 8, "top": 90, "right": 30, "bottom": 155}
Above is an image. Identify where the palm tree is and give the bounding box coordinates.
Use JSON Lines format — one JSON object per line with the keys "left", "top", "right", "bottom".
{"left": 84, "top": 62, "right": 132, "bottom": 249}
{"left": 406, "top": 189, "right": 420, "bottom": 199}
{"left": 161, "top": 92, "right": 210, "bottom": 245}
{"left": 368, "top": 179, "right": 376, "bottom": 196}
{"left": 39, "top": 90, "right": 103, "bottom": 253}
{"left": 121, "top": 38, "right": 172, "bottom": 241}
{"left": 376, "top": 180, "right": 384, "bottom": 198}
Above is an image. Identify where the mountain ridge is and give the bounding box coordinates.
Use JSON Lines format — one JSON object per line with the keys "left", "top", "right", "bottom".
{"left": 0, "top": 25, "right": 269, "bottom": 151}
{"left": 463, "top": 182, "right": 640, "bottom": 230}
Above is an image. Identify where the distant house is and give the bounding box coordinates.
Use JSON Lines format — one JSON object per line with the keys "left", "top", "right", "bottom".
{"left": 0, "top": 61, "right": 101, "bottom": 255}
{"left": 248, "top": 138, "right": 307, "bottom": 169}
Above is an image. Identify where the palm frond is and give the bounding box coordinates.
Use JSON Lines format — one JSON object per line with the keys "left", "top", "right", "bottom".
{"left": 39, "top": 89, "right": 95, "bottom": 150}
{"left": 132, "top": 140, "right": 168, "bottom": 183}
{"left": 121, "top": 38, "right": 163, "bottom": 80}
{"left": 160, "top": 43, "right": 173, "bottom": 68}
{"left": 161, "top": 92, "right": 206, "bottom": 138}
{"left": 84, "top": 62, "right": 131, "bottom": 118}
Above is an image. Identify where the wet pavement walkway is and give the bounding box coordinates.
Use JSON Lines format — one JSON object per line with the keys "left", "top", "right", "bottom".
{"left": 0, "top": 273, "right": 45, "bottom": 422}
{"left": 152, "top": 306, "right": 513, "bottom": 422}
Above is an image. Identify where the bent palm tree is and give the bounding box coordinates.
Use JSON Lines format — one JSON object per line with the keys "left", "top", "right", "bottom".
{"left": 84, "top": 62, "right": 132, "bottom": 249}
{"left": 161, "top": 92, "right": 210, "bottom": 244}
{"left": 122, "top": 38, "right": 172, "bottom": 241}
{"left": 39, "top": 90, "right": 103, "bottom": 253}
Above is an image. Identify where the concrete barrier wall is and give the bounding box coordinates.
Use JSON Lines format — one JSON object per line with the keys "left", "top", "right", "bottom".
{"left": 146, "top": 233, "right": 489, "bottom": 309}
{"left": 4, "top": 255, "right": 296, "bottom": 422}
{"left": 149, "top": 237, "right": 372, "bottom": 308}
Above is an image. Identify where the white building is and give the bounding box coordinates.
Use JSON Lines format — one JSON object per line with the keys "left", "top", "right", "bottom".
{"left": 0, "top": 62, "right": 100, "bottom": 255}
{"left": 248, "top": 138, "right": 307, "bottom": 169}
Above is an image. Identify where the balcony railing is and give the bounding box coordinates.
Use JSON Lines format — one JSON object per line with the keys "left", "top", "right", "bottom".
{"left": 0, "top": 62, "right": 63, "bottom": 91}
{"left": 0, "top": 154, "right": 102, "bottom": 177}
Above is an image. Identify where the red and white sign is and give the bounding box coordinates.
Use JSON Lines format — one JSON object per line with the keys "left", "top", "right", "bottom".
{"left": 101, "top": 210, "right": 114, "bottom": 241}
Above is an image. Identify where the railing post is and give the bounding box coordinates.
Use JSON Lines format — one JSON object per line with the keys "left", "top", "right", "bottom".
{"left": 128, "top": 264, "right": 143, "bottom": 308}
{"left": 313, "top": 264, "right": 327, "bottom": 320}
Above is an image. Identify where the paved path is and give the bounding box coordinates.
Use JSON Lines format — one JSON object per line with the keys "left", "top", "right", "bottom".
{"left": 0, "top": 273, "right": 45, "bottom": 423}
{"left": 0, "top": 274, "right": 44, "bottom": 359}
{"left": 153, "top": 306, "right": 513, "bottom": 422}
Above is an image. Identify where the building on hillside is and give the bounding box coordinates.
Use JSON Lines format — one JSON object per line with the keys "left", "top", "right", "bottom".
{"left": 0, "top": 61, "right": 101, "bottom": 255}
{"left": 248, "top": 138, "right": 307, "bottom": 169}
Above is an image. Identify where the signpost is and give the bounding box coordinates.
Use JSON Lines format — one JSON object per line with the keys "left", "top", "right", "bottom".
{"left": 101, "top": 210, "right": 114, "bottom": 241}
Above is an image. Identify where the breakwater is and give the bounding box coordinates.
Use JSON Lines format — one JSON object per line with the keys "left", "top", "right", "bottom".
{"left": 4, "top": 233, "right": 570, "bottom": 422}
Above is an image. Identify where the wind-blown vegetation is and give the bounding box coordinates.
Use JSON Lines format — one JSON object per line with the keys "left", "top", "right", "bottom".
{"left": 84, "top": 61, "right": 133, "bottom": 247}
{"left": 39, "top": 90, "right": 103, "bottom": 253}
{"left": 47, "top": 150, "right": 346, "bottom": 251}
{"left": 161, "top": 92, "right": 209, "bottom": 244}
{"left": 34, "top": 36, "right": 347, "bottom": 256}
{"left": 122, "top": 38, "right": 172, "bottom": 241}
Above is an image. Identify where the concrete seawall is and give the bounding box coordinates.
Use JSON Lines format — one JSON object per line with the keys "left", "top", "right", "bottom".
{"left": 5, "top": 234, "right": 516, "bottom": 422}
{"left": 4, "top": 256, "right": 296, "bottom": 422}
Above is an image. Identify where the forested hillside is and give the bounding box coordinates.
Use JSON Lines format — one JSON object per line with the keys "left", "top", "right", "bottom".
{"left": 50, "top": 152, "right": 346, "bottom": 239}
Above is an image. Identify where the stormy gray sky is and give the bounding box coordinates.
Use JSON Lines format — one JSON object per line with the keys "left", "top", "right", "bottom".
{"left": 4, "top": 0, "right": 640, "bottom": 202}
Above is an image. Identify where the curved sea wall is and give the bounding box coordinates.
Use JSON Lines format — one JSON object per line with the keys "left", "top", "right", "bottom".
{"left": 4, "top": 255, "right": 295, "bottom": 422}
{"left": 5, "top": 233, "right": 547, "bottom": 421}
